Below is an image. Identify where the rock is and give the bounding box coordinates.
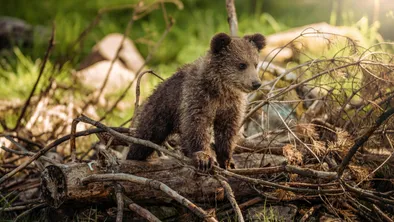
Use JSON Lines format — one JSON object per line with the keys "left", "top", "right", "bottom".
{"left": 261, "top": 22, "right": 366, "bottom": 64}
{"left": 246, "top": 204, "right": 297, "bottom": 222}
{"left": 79, "top": 33, "right": 145, "bottom": 73}
{"left": 0, "top": 16, "right": 33, "bottom": 50}
{"left": 75, "top": 60, "right": 135, "bottom": 93}
{"left": 76, "top": 33, "right": 147, "bottom": 97}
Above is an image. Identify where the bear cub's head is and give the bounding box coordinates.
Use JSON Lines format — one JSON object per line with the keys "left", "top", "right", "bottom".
{"left": 209, "top": 32, "right": 266, "bottom": 93}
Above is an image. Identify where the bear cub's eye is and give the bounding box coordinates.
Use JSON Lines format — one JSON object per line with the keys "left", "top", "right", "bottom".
{"left": 238, "top": 63, "right": 247, "bottom": 70}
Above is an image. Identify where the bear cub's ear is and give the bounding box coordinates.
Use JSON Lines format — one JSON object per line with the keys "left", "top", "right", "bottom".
{"left": 243, "top": 33, "right": 266, "bottom": 52}
{"left": 211, "top": 33, "right": 232, "bottom": 54}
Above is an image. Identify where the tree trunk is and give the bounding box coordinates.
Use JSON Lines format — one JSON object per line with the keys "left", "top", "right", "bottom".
{"left": 40, "top": 153, "right": 279, "bottom": 208}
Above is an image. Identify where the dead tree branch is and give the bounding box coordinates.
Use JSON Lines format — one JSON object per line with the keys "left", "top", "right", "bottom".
{"left": 372, "top": 204, "right": 393, "bottom": 222}
{"left": 217, "top": 176, "right": 244, "bottom": 222}
{"left": 225, "top": 0, "right": 238, "bottom": 36}
{"left": 337, "top": 107, "right": 394, "bottom": 177}
{"left": 123, "top": 195, "right": 161, "bottom": 222}
{"left": 92, "top": 3, "right": 139, "bottom": 105}
{"left": 0, "top": 127, "right": 130, "bottom": 185}
{"left": 82, "top": 173, "right": 218, "bottom": 222}
{"left": 134, "top": 70, "right": 163, "bottom": 114}
{"left": 99, "top": 16, "right": 174, "bottom": 122}
{"left": 13, "top": 23, "right": 55, "bottom": 130}
{"left": 115, "top": 184, "right": 124, "bottom": 222}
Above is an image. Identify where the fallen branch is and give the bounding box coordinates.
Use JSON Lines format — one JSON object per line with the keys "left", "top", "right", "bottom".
{"left": 230, "top": 165, "right": 337, "bottom": 180}
{"left": 0, "top": 127, "right": 130, "bottom": 185}
{"left": 82, "top": 173, "right": 218, "bottom": 222}
{"left": 123, "top": 195, "right": 161, "bottom": 222}
{"left": 217, "top": 176, "right": 244, "bottom": 222}
{"left": 134, "top": 70, "right": 164, "bottom": 113}
{"left": 114, "top": 184, "right": 124, "bottom": 222}
{"left": 13, "top": 23, "right": 55, "bottom": 130}
{"left": 340, "top": 180, "right": 394, "bottom": 205}
{"left": 337, "top": 107, "right": 394, "bottom": 177}
{"left": 14, "top": 203, "right": 46, "bottom": 222}
{"left": 372, "top": 204, "right": 393, "bottom": 222}
{"left": 225, "top": 0, "right": 238, "bottom": 36}
{"left": 99, "top": 10, "right": 174, "bottom": 122}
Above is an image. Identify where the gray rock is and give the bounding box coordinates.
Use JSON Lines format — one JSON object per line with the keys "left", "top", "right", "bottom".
{"left": 0, "top": 16, "right": 33, "bottom": 49}
{"left": 75, "top": 60, "right": 136, "bottom": 93}
{"left": 78, "top": 33, "right": 145, "bottom": 73}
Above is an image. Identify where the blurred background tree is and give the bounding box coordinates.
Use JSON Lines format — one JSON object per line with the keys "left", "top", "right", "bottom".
{"left": 1, "top": 0, "right": 393, "bottom": 65}
{"left": 0, "top": 0, "right": 393, "bottom": 126}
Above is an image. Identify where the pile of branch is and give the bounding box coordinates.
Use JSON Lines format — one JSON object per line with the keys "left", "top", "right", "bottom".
{"left": 1, "top": 106, "right": 394, "bottom": 221}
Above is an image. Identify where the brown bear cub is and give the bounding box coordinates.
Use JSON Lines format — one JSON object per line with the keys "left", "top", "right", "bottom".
{"left": 127, "top": 32, "right": 265, "bottom": 170}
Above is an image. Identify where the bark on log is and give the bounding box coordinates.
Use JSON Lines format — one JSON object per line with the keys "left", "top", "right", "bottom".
{"left": 40, "top": 153, "right": 280, "bottom": 208}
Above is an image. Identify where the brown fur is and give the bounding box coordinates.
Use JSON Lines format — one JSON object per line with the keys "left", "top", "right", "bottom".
{"left": 127, "top": 33, "right": 266, "bottom": 169}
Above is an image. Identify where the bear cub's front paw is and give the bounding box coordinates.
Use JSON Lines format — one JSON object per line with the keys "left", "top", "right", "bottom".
{"left": 218, "top": 158, "right": 236, "bottom": 170}
{"left": 192, "top": 151, "right": 217, "bottom": 172}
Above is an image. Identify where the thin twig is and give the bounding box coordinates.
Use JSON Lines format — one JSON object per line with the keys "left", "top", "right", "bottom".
{"left": 1, "top": 205, "right": 39, "bottom": 212}
{"left": 92, "top": 4, "right": 139, "bottom": 105}
{"left": 229, "top": 165, "right": 337, "bottom": 180}
{"left": 217, "top": 176, "right": 244, "bottom": 222}
{"left": 14, "top": 203, "right": 46, "bottom": 222}
{"left": 13, "top": 23, "right": 55, "bottom": 130}
{"left": 61, "top": 0, "right": 183, "bottom": 66}
{"left": 337, "top": 107, "right": 394, "bottom": 177}
{"left": 221, "top": 168, "right": 342, "bottom": 195}
{"left": 70, "top": 118, "right": 78, "bottom": 162}
{"left": 0, "top": 134, "right": 43, "bottom": 149}
{"left": 340, "top": 180, "right": 394, "bottom": 205}
{"left": 0, "top": 146, "right": 58, "bottom": 165}
{"left": 372, "top": 204, "right": 393, "bottom": 222}
{"left": 134, "top": 70, "right": 164, "bottom": 114}
{"left": 123, "top": 195, "right": 161, "bottom": 222}
{"left": 0, "top": 127, "right": 129, "bottom": 185}
{"left": 14, "top": 203, "right": 47, "bottom": 222}
{"left": 225, "top": 0, "right": 238, "bottom": 36}
{"left": 99, "top": 16, "right": 174, "bottom": 122}
{"left": 356, "top": 134, "right": 394, "bottom": 186}
{"left": 76, "top": 115, "right": 186, "bottom": 161}
{"left": 82, "top": 173, "right": 217, "bottom": 222}
{"left": 300, "top": 205, "right": 322, "bottom": 222}
{"left": 270, "top": 103, "right": 321, "bottom": 162}
{"left": 243, "top": 61, "right": 361, "bottom": 125}
{"left": 115, "top": 184, "right": 124, "bottom": 222}
{"left": 217, "top": 197, "right": 263, "bottom": 218}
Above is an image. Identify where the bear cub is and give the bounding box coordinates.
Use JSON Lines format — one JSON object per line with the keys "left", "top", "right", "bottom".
{"left": 127, "top": 32, "right": 266, "bottom": 171}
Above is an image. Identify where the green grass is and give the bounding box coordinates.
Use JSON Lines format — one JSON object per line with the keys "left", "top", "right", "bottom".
{"left": 0, "top": 0, "right": 385, "bottom": 128}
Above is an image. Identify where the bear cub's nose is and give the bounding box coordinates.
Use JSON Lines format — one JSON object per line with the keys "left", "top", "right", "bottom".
{"left": 252, "top": 81, "right": 262, "bottom": 90}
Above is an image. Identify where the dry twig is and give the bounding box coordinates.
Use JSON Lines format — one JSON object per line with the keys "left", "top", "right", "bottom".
{"left": 13, "top": 23, "right": 55, "bottom": 130}
{"left": 225, "top": 0, "right": 238, "bottom": 36}
{"left": 99, "top": 14, "right": 174, "bottom": 122}
{"left": 337, "top": 107, "right": 394, "bottom": 177}
{"left": 114, "top": 184, "right": 124, "bottom": 222}
{"left": 217, "top": 176, "right": 244, "bottom": 222}
{"left": 123, "top": 195, "right": 161, "bottom": 222}
{"left": 82, "top": 173, "right": 217, "bottom": 222}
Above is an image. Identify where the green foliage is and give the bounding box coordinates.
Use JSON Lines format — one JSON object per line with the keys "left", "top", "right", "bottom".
{"left": 0, "top": 48, "right": 67, "bottom": 99}
{"left": 0, "top": 0, "right": 386, "bottom": 127}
